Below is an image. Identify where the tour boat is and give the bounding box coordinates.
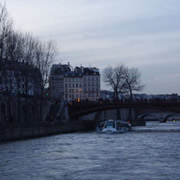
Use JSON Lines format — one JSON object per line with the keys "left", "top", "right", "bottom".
{"left": 96, "top": 119, "right": 132, "bottom": 133}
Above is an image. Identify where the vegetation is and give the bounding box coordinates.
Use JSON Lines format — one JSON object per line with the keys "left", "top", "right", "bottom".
{"left": 103, "top": 64, "right": 144, "bottom": 100}
{"left": 0, "top": 3, "right": 56, "bottom": 96}
{"left": 0, "top": 3, "right": 57, "bottom": 121}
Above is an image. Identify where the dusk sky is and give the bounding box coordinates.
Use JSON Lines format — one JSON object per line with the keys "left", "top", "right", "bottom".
{"left": 4, "top": 0, "right": 180, "bottom": 94}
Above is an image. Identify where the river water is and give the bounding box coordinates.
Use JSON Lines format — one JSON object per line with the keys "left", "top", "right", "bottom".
{"left": 0, "top": 121, "right": 180, "bottom": 180}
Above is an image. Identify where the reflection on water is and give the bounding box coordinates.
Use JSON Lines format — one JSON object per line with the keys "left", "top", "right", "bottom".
{"left": 0, "top": 121, "right": 180, "bottom": 180}
{"left": 134, "top": 121, "right": 180, "bottom": 132}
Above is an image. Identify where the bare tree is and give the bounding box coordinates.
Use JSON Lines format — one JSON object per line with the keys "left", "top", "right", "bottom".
{"left": 34, "top": 40, "right": 56, "bottom": 94}
{"left": 124, "top": 67, "right": 145, "bottom": 100}
{"left": 21, "top": 33, "right": 37, "bottom": 64}
{"left": 33, "top": 40, "right": 57, "bottom": 120}
{"left": 0, "top": 3, "right": 14, "bottom": 79}
{"left": 0, "top": 3, "right": 13, "bottom": 61}
{"left": 103, "top": 65, "right": 144, "bottom": 101}
{"left": 0, "top": 3, "right": 57, "bottom": 96}
{"left": 103, "top": 65, "right": 127, "bottom": 100}
{"left": 0, "top": 3, "right": 57, "bottom": 122}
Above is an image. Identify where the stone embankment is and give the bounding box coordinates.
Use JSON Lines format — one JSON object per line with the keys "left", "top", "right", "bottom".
{"left": 0, "top": 121, "right": 95, "bottom": 142}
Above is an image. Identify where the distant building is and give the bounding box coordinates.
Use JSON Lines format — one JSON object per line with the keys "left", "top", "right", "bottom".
{"left": 100, "top": 90, "right": 114, "bottom": 100}
{"left": 99, "top": 90, "right": 180, "bottom": 102}
{"left": 64, "top": 71, "right": 83, "bottom": 102}
{"left": 49, "top": 63, "right": 71, "bottom": 99}
{"left": 83, "top": 67, "right": 101, "bottom": 101}
{"left": 49, "top": 63, "right": 100, "bottom": 101}
{"left": 0, "top": 60, "right": 41, "bottom": 96}
{"left": 123, "top": 93, "right": 180, "bottom": 102}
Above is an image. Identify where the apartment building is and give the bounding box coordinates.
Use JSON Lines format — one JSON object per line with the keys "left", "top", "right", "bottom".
{"left": 49, "top": 63, "right": 100, "bottom": 101}
{"left": 49, "top": 64, "right": 71, "bottom": 99}
{"left": 0, "top": 61, "right": 41, "bottom": 96}
{"left": 83, "top": 67, "right": 100, "bottom": 101}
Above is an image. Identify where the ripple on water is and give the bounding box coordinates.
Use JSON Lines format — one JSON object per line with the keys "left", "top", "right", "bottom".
{"left": 0, "top": 122, "right": 180, "bottom": 180}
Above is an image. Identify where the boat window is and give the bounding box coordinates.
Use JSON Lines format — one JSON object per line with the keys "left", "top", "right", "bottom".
{"left": 105, "top": 122, "right": 115, "bottom": 128}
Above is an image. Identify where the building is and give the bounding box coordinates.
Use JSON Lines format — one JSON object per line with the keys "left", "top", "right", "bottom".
{"left": 100, "top": 90, "right": 114, "bottom": 100}
{"left": 82, "top": 67, "right": 100, "bottom": 101}
{"left": 49, "top": 63, "right": 71, "bottom": 99}
{"left": 0, "top": 60, "right": 41, "bottom": 96}
{"left": 49, "top": 63, "right": 101, "bottom": 101}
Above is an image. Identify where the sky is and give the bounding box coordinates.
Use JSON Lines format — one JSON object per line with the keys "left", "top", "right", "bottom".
{"left": 3, "top": 0, "right": 180, "bottom": 94}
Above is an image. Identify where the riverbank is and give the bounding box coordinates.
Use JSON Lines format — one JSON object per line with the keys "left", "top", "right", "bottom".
{"left": 0, "top": 119, "right": 146, "bottom": 142}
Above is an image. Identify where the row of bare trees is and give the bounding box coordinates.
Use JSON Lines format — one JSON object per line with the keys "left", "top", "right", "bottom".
{"left": 0, "top": 3, "right": 56, "bottom": 97}
{"left": 0, "top": 4, "right": 57, "bottom": 122}
{"left": 103, "top": 65, "right": 144, "bottom": 101}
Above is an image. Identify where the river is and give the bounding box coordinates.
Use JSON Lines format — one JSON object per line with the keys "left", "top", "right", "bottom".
{"left": 0, "top": 121, "right": 180, "bottom": 180}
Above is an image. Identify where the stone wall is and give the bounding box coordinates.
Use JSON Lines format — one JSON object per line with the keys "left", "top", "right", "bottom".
{"left": 0, "top": 121, "right": 95, "bottom": 142}
{"left": 0, "top": 94, "right": 96, "bottom": 142}
{"left": 0, "top": 94, "right": 50, "bottom": 123}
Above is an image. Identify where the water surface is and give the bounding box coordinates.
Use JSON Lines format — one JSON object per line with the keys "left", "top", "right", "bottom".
{"left": 0, "top": 121, "right": 180, "bottom": 180}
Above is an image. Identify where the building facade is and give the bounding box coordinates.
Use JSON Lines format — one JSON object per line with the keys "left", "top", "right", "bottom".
{"left": 49, "top": 63, "right": 100, "bottom": 101}
{"left": 83, "top": 68, "right": 100, "bottom": 101}
{"left": 49, "top": 64, "right": 70, "bottom": 99}
{"left": 0, "top": 61, "right": 41, "bottom": 96}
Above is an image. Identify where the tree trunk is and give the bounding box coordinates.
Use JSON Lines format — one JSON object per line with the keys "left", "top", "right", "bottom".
{"left": 39, "top": 88, "right": 44, "bottom": 122}
{"left": 129, "top": 89, "right": 133, "bottom": 101}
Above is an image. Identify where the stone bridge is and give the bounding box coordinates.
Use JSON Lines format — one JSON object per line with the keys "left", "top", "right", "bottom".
{"left": 68, "top": 101, "right": 180, "bottom": 125}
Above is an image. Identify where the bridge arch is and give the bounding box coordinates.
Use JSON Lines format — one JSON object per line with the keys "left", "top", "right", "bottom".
{"left": 164, "top": 113, "right": 180, "bottom": 121}
{"left": 138, "top": 113, "right": 157, "bottom": 121}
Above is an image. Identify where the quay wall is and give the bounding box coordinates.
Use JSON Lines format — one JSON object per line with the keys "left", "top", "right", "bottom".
{"left": 0, "top": 121, "right": 95, "bottom": 142}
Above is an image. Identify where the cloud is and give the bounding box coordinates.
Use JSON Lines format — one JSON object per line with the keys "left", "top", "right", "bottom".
{"left": 5, "top": 0, "right": 180, "bottom": 94}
